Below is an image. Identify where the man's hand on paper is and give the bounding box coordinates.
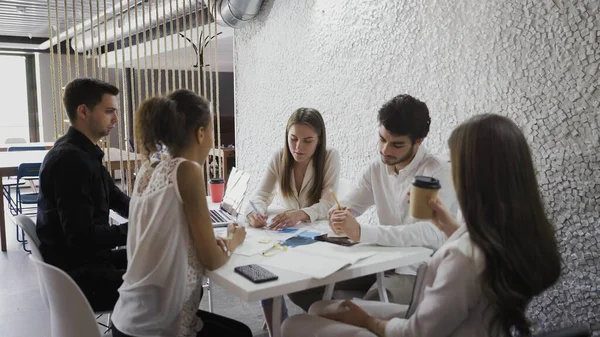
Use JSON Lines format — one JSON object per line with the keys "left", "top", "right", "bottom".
{"left": 330, "top": 209, "right": 360, "bottom": 241}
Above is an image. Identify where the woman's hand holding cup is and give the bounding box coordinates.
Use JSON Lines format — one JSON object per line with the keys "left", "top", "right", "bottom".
{"left": 428, "top": 198, "right": 460, "bottom": 237}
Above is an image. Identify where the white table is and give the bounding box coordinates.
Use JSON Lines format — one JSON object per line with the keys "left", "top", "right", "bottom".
{"left": 205, "top": 199, "right": 432, "bottom": 337}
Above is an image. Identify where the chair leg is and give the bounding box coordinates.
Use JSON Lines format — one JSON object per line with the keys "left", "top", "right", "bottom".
{"left": 16, "top": 225, "right": 24, "bottom": 243}
{"left": 96, "top": 313, "right": 113, "bottom": 334}
{"left": 207, "top": 278, "right": 213, "bottom": 313}
{"left": 3, "top": 186, "right": 18, "bottom": 216}
{"left": 104, "top": 313, "right": 112, "bottom": 334}
{"left": 376, "top": 272, "right": 390, "bottom": 303}
{"left": 22, "top": 235, "right": 31, "bottom": 253}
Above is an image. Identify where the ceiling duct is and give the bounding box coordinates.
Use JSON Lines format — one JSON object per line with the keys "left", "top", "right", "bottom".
{"left": 211, "top": 0, "right": 264, "bottom": 28}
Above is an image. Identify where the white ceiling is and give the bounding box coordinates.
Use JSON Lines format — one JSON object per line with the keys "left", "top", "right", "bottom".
{"left": 0, "top": 0, "right": 234, "bottom": 72}
{"left": 0, "top": 0, "right": 116, "bottom": 38}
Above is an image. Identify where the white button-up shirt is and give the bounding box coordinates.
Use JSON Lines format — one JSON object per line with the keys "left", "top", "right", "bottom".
{"left": 340, "top": 146, "right": 459, "bottom": 274}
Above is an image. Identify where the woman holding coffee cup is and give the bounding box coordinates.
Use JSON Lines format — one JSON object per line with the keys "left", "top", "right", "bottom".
{"left": 282, "top": 114, "right": 561, "bottom": 337}
{"left": 245, "top": 107, "right": 341, "bottom": 336}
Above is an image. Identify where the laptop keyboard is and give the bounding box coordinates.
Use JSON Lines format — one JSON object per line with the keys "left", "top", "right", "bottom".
{"left": 210, "top": 209, "right": 232, "bottom": 224}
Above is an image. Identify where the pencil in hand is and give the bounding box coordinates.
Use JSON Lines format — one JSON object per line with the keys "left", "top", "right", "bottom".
{"left": 330, "top": 189, "right": 343, "bottom": 210}
{"left": 227, "top": 223, "right": 238, "bottom": 240}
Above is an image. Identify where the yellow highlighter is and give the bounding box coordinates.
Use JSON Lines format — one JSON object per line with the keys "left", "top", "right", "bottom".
{"left": 330, "top": 189, "right": 343, "bottom": 210}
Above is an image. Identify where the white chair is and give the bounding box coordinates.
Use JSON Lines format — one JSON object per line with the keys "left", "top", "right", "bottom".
{"left": 15, "top": 215, "right": 49, "bottom": 309}
{"left": 4, "top": 137, "right": 26, "bottom": 144}
{"left": 20, "top": 215, "right": 112, "bottom": 330}
{"left": 31, "top": 256, "right": 102, "bottom": 337}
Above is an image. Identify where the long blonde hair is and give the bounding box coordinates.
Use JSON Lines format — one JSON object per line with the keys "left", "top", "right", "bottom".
{"left": 280, "top": 108, "right": 327, "bottom": 204}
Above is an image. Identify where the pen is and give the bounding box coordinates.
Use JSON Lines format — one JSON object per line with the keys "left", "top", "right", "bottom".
{"left": 330, "top": 189, "right": 343, "bottom": 210}
{"left": 249, "top": 200, "right": 264, "bottom": 217}
{"left": 227, "top": 223, "right": 238, "bottom": 240}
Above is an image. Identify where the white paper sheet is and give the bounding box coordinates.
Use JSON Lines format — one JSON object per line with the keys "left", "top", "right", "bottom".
{"left": 261, "top": 242, "right": 376, "bottom": 278}
{"left": 233, "top": 240, "right": 275, "bottom": 256}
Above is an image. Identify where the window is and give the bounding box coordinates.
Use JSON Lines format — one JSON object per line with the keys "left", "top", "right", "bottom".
{"left": 0, "top": 55, "right": 30, "bottom": 142}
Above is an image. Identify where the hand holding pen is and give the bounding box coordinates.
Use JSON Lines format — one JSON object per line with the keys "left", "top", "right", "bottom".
{"left": 247, "top": 201, "right": 269, "bottom": 228}
{"left": 224, "top": 223, "right": 246, "bottom": 256}
{"left": 328, "top": 189, "right": 353, "bottom": 235}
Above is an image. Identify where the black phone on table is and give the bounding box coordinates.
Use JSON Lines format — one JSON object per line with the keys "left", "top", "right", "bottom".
{"left": 314, "top": 233, "right": 359, "bottom": 247}
{"left": 234, "top": 264, "right": 279, "bottom": 283}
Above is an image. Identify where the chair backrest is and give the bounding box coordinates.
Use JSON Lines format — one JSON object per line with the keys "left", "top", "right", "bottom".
{"left": 17, "top": 163, "right": 41, "bottom": 180}
{"left": 536, "top": 325, "right": 591, "bottom": 337}
{"left": 4, "top": 137, "right": 26, "bottom": 144}
{"left": 405, "top": 262, "right": 428, "bottom": 318}
{"left": 7, "top": 146, "right": 47, "bottom": 152}
{"left": 31, "top": 257, "right": 102, "bottom": 337}
{"left": 14, "top": 214, "right": 42, "bottom": 259}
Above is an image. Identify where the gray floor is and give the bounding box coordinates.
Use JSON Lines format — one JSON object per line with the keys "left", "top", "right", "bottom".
{"left": 0, "top": 201, "right": 303, "bottom": 337}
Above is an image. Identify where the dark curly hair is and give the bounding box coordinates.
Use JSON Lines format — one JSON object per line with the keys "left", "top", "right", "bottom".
{"left": 377, "top": 94, "right": 431, "bottom": 143}
{"left": 134, "top": 89, "right": 212, "bottom": 158}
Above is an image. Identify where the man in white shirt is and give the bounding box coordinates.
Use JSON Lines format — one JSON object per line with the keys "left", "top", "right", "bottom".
{"left": 288, "top": 94, "right": 458, "bottom": 312}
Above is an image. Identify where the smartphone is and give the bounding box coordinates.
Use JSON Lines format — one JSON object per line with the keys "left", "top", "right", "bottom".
{"left": 314, "top": 234, "right": 359, "bottom": 247}
{"left": 234, "top": 264, "right": 279, "bottom": 283}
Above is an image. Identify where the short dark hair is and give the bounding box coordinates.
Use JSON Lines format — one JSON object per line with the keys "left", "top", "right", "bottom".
{"left": 377, "top": 94, "right": 431, "bottom": 142}
{"left": 63, "top": 78, "right": 119, "bottom": 122}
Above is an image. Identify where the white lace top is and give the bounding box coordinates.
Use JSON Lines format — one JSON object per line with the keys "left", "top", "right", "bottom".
{"left": 112, "top": 157, "right": 205, "bottom": 337}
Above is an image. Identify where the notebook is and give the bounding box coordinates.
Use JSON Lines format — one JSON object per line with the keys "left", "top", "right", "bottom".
{"left": 261, "top": 242, "right": 376, "bottom": 279}
{"left": 210, "top": 168, "right": 250, "bottom": 227}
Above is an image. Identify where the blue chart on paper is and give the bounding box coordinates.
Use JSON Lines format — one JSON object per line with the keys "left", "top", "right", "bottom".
{"left": 279, "top": 231, "right": 322, "bottom": 247}
{"left": 282, "top": 236, "right": 316, "bottom": 247}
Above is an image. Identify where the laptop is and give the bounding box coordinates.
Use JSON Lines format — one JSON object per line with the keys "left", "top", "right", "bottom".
{"left": 209, "top": 207, "right": 237, "bottom": 227}
{"left": 209, "top": 167, "right": 250, "bottom": 227}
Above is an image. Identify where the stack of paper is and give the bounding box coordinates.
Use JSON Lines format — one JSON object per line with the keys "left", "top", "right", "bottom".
{"left": 261, "top": 242, "right": 376, "bottom": 279}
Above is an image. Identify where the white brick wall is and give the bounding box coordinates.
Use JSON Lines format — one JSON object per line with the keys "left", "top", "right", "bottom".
{"left": 234, "top": 0, "right": 600, "bottom": 331}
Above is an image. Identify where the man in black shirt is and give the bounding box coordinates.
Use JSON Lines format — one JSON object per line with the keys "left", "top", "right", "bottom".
{"left": 36, "top": 78, "right": 130, "bottom": 312}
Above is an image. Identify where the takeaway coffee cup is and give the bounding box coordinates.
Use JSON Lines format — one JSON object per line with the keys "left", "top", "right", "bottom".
{"left": 409, "top": 176, "right": 441, "bottom": 220}
{"left": 209, "top": 178, "right": 225, "bottom": 203}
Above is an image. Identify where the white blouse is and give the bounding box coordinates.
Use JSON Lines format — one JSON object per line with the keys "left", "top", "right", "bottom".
{"left": 246, "top": 148, "right": 341, "bottom": 222}
{"left": 112, "top": 158, "right": 205, "bottom": 337}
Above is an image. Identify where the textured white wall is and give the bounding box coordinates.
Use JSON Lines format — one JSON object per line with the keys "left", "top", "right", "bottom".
{"left": 234, "top": 0, "right": 600, "bottom": 331}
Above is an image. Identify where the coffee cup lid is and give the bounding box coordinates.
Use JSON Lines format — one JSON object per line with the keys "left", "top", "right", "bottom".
{"left": 210, "top": 178, "right": 224, "bottom": 183}
{"left": 412, "top": 176, "right": 441, "bottom": 189}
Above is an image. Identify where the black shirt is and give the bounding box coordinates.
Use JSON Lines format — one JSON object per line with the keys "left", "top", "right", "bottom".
{"left": 36, "top": 127, "right": 130, "bottom": 271}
